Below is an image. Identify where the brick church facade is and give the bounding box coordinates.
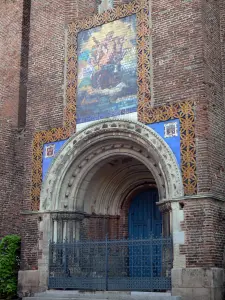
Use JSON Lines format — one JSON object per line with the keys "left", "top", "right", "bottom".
{"left": 0, "top": 0, "right": 225, "bottom": 299}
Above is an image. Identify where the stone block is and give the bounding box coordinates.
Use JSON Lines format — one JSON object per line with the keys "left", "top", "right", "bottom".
{"left": 173, "top": 245, "right": 186, "bottom": 268}
{"left": 172, "top": 268, "right": 224, "bottom": 288}
{"left": 172, "top": 288, "right": 193, "bottom": 300}
{"left": 172, "top": 268, "right": 183, "bottom": 287}
{"left": 210, "top": 287, "right": 225, "bottom": 300}
{"left": 173, "top": 231, "right": 185, "bottom": 245}
{"left": 211, "top": 268, "right": 224, "bottom": 287}
{"left": 172, "top": 268, "right": 225, "bottom": 300}
{"left": 172, "top": 287, "right": 214, "bottom": 300}
{"left": 18, "top": 270, "right": 40, "bottom": 297}
{"left": 192, "top": 287, "right": 211, "bottom": 300}
{"left": 182, "top": 268, "right": 212, "bottom": 288}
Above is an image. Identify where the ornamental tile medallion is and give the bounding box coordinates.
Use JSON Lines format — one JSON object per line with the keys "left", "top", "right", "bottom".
{"left": 45, "top": 144, "right": 55, "bottom": 158}
{"left": 164, "top": 122, "right": 178, "bottom": 138}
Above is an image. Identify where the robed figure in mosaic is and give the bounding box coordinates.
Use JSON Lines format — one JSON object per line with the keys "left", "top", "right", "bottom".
{"left": 77, "top": 15, "right": 137, "bottom": 124}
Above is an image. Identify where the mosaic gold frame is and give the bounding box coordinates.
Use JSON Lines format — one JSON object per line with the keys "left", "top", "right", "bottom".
{"left": 31, "top": 128, "right": 71, "bottom": 210}
{"left": 140, "top": 100, "right": 197, "bottom": 196}
{"left": 64, "top": 0, "right": 150, "bottom": 130}
{"left": 31, "top": 1, "right": 197, "bottom": 210}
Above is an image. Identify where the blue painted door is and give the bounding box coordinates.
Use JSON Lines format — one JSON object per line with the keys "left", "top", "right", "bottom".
{"left": 128, "top": 189, "right": 162, "bottom": 277}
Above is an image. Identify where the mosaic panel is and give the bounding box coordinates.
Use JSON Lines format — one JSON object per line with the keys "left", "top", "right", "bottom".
{"left": 77, "top": 15, "right": 137, "bottom": 127}
{"left": 64, "top": 0, "right": 150, "bottom": 131}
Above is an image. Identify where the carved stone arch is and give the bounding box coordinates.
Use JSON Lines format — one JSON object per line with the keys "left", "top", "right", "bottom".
{"left": 73, "top": 148, "right": 165, "bottom": 214}
{"left": 40, "top": 119, "right": 183, "bottom": 213}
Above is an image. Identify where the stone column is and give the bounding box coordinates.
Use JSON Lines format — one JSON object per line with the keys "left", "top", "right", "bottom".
{"left": 170, "top": 202, "right": 186, "bottom": 269}
{"left": 53, "top": 219, "right": 57, "bottom": 242}
{"left": 38, "top": 213, "right": 51, "bottom": 292}
{"left": 158, "top": 201, "right": 172, "bottom": 237}
{"left": 158, "top": 201, "right": 173, "bottom": 279}
{"left": 158, "top": 200, "right": 186, "bottom": 292}
{"left": 159, "top": 200, "right": 186, "bottom": 267}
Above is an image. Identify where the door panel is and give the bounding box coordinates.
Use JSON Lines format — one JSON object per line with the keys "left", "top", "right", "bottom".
{"left": 128, "top": 189, "right": 162, "bottom": 277}
{"left": 129, "top": 189, "right": 162, "bottom": 238}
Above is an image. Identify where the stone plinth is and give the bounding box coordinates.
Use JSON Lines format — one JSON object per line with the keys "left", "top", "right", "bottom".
{"left": 172, "top": 268, "right": 225, "bottom": 300}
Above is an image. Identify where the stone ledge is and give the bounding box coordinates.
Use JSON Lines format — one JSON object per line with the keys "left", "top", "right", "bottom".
{"left": 172, "top": 287, "right": 224, "bottom": 300}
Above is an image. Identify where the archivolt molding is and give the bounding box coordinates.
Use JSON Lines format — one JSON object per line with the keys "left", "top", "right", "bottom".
{"left": 72, "top": 147, "right": 158, "bottom": 214}
{"left": 94, "top": 172, "right": 155, "bottom": 216}
{"left": 40, "top": 119, "right": 183, "bottom": 212}
{"left": 68, "top": 157, "right": 154, "bottom": 215}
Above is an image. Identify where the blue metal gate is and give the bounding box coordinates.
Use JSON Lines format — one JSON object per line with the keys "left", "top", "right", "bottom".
{"left": 48, "top": 236, "right": 173, "bottom": 291}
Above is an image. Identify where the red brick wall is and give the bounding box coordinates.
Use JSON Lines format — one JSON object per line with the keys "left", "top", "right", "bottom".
{"left": 152, "top": 0, "right": 203, "bottom": 106}
{"left": 220, "top": 0, "right": 225, "bottom": 176}
{"left": 220, "top": 0, "right": 225, "bottom": 93}
{"left": 82, "top": 216, "right": 119, "bottom": 240}
{"left": 20, "top": 215, "right": 39, "bottom": 270}
{"left": 203, "top": 0, "right": 225, "bottom": 196}
{"left": 180, "top": 198, "right": 225, "bottom": 268}
{"left": 152, "top": 0, "right": 208, "bottom": 194}
{"left": 65, "top": 0, "right": 97, "bottom": 24}
{"left": 180, "top": 0, "right": 225, "bottom": 269}
{"left": 64, "top": 0, "right": 134, "bottom": 24}
{"left": 0, "top": 1, "right": 23, "bottom": 125}
{"left": 0, "top": 0, "right": 24, "bottom": 237}
{"left": 18, "top": 0, "right": 31, "bottom": 128}
{"left": 152, "top": 0, "right": 225, "bottom": 196}
{"left": 21, "top": 0, "right": 67, "bottom": 269}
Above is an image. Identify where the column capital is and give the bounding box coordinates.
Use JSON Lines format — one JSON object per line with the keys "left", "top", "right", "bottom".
{"left": 157, "top": 201, "right": 172, "bottom": 213}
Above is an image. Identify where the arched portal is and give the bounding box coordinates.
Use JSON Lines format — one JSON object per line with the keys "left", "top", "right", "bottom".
{"left": 39, "top": 119, "right": 184, "bottom": 291}
{"left": 41, "top": 119, "right": 183, "bottom": 213}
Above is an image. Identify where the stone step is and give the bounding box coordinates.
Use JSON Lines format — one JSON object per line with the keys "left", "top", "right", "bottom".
{"left": 25, "top": 298, "right": 180, "bottom": 300}
{"left": 24, "top": 291, "right": 181, "bottom": 300}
